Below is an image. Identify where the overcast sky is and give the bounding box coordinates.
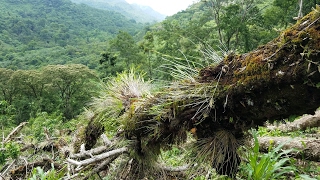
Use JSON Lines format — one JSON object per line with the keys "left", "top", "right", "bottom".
{"left": 125, "top": 0, "right": 197, "bottom": 16}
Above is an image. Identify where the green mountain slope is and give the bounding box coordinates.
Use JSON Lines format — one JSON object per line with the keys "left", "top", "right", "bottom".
{"left": 70, "top": 0, "right": 166, "bottom": 23}
{"left": 0, "top": 0, "right": 145, "bottom": 69}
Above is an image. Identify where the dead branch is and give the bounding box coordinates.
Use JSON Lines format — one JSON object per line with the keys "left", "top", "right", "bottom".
{"left": 268, "top": 110, "right": 320, "bottom": 132}
{"left": 258, "top": 136, "right": 320, "bottom": 161}
{"left": 0, "top": 160, "right": 16, "bottom": 179}
{"left": 160, "top": 164, "right": 189, "bottom": 172}
{"left": 4, "top": 122, "right": 28, "bottom": 143}
{"left": 82, "top": 155, "right": 119, "bottom": 180}
{"left": 100, "top": 134, "right": 112, "bottom": 146}
{"left": 70, "top": 145, "right": 109, "bottom": 159}
{"left": 67, "top": 147, "right": 128, "bottom": 167}
{"left": 9, "top": 158, "right": 64, "bottom": 179}
{"left": 20, "top": 143, "right": 36, "bottom": 152}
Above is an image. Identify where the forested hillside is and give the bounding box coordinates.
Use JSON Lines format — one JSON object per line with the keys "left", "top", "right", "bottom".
{"left": 1, "top": 0, "right": 320, "bottom": 179}
{"left": 70, "top": 0, "right": 166, "bottom": 23}
{"left": 0, "top": 0, "right": 145, "bottom": 69}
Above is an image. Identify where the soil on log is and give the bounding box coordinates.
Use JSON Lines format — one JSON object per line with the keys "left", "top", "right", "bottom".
{"left": 80, "top": 8, "right": 320, "bottom": 178}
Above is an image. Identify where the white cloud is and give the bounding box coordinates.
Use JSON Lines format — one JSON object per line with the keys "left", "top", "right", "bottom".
{"left": 125, "top": 0, "right": 196, "bottom": 16}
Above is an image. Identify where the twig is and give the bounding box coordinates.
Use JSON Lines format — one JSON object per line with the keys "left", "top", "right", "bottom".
{"left": 10, "top": 158, "right": 63, "bottom": 179}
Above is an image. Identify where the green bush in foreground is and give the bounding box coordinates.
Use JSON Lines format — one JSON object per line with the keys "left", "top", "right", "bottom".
{"left": 239, "top": 130, "right": 297, "bottom": 179}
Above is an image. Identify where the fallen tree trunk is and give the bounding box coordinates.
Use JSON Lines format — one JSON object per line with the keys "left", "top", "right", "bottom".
{"left": 258, "top": 136, "right": 320, "bottom": 162}
{"left": 79, "top": 9, "right": 320, "bottom": 179}
{"left": 133, "top": 8, "right": 320, "bottom": 176}
{"left": 268, "top": 110, "right": 320, "bottom": 132}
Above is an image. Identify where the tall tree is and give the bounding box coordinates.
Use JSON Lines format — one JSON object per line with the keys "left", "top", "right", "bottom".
{"left": 110, "top": 31, "right": 142, "bottom": 67}
{"left": 0, "top": 68, "right": 15, "bottom": 104}
{"left": 42, "top": 64, "right": 99, "bottom": 120}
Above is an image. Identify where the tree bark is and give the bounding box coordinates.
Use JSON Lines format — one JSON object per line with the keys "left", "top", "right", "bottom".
{"left": 267, "top": 110, "right": 320, "bottom": 132}
{"left": 258, "top": 136, "right": 320, "bottom": 162}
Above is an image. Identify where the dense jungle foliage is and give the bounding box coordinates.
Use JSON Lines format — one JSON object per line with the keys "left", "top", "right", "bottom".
{"left": 1, "top": 0, "right": 320, "bottom": 179}
{"left": 0, "top": 0, "right": 145, "bottom": 69}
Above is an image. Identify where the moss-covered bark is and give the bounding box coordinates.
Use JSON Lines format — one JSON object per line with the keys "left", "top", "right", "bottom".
{"left": 130, "top": 9, "right": 320, "bottom": 177}
{"left": 196, "top": 9, "right": 320, "bottom": 130}
{"left": 82, "top": 8, "right": 320, "bottom": 178}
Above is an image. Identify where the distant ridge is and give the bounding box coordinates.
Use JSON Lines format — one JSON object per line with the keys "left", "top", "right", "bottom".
{"left": 0, "top": 0, "right": 145, "bottom": 69}
{"left": 70, "top": 0, "right": 166, "bottom": 23}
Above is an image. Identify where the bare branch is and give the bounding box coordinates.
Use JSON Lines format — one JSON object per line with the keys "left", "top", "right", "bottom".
{"left": 160, "top": 164, "right": 189, "bottom": 172}
{"left": 100, "top": 134, "right": 112, "bottom": 146}
{"left": 4, "top": 122, "right": 28, "bottom": 143}
{"left": 70, "top": 145, "right": 110, "bottom": 159}
{"left": 67, "top": 147, "right": 128, "bottom": 167}
{"left": 0, "top": 160, "right": 16, "bottom": 178}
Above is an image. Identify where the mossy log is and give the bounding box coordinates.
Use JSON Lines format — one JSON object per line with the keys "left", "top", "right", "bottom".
{"left": 129, "top": 9, "right": 320, "bottom": 176}
{"left": 133, "top": 8, "right": 320, "bottom": 135}
{"left": 194, "top": 13, "right": 320, "bottom": 133}
{"left": 81, "top": 8, "right": 320, "bottom": 178}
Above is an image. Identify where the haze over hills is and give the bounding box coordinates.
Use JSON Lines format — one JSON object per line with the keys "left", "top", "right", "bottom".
{"left": 0, "top": 0, "right": 146, "bottom": 69}
{"left": 70, "top": 0, "right": 166, "bottom": 23}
